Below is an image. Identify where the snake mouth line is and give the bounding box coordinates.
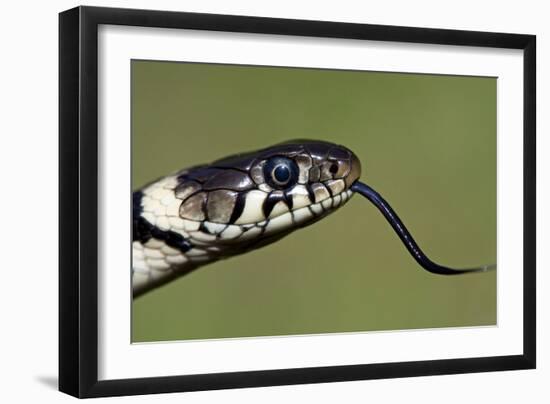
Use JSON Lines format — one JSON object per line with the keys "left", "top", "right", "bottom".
{"left": 186, "top": 189, "right": 354, "bottom": 245}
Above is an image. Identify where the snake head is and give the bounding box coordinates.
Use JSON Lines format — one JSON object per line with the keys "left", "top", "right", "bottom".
{"left": 166, "top": 140, "right": 361, "bottom": 254}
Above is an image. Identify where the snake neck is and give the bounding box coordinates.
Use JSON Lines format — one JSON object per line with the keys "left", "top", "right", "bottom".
{"left": 132, "top": 175, "right": 217, "bottom": 296}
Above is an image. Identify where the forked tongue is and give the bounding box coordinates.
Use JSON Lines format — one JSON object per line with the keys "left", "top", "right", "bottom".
{"left": 350, "top": 181, "right": 495, "bottom": 275}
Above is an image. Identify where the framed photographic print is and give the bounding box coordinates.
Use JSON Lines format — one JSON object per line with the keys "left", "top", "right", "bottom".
{"left": 59, "top": 6, "right": 536, "bottom": 398}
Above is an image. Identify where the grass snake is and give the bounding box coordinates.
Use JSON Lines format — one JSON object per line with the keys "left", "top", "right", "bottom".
{"left": 133, "top": 140, "right": 494, "bottom": 297}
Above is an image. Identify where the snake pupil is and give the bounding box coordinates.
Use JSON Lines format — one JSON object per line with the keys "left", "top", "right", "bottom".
{"left": 274, "top": 165, "right": 290, "bottom": 184}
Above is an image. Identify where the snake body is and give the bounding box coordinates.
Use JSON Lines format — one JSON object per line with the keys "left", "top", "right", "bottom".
{"left": 133, "top": 139, "right": 493, "bottom": 297}
{"left": 133, "top": 140, "right": 360, "bottom": 296}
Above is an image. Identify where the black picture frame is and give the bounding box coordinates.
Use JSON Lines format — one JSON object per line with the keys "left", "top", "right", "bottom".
{"left": 59, "top": 5, "right": 536, "bottom": 398}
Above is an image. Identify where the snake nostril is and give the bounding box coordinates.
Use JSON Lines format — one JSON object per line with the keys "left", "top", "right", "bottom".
{"left": 329, "top": 162, "right": 339, "bottom": 174}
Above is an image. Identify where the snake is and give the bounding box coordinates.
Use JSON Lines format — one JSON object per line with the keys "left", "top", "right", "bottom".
{"left": 132, "top": 139, "right": 494, "bottom": 297}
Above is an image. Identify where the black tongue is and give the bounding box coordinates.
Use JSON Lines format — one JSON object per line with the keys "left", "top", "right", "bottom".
{"left": 350, "top": 181, "right": 495, "bottom": 275}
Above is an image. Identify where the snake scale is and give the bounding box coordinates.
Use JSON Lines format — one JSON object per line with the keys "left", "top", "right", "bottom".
{"left": 133, "top": 140, "right": 494, "bottom": 297}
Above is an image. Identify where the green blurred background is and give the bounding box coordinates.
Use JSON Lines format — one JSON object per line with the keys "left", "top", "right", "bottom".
{"left": 131, "top": 60, "right": 496, "bottom": 342}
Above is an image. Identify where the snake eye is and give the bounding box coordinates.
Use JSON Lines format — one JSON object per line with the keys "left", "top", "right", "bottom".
{"left": 264, "top": 157, "right": 299, "bottom": 189}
